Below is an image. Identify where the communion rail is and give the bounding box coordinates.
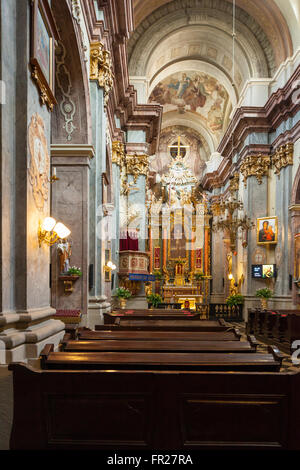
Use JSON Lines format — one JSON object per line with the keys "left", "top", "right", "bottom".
{"left": 196, "top": 303, "right": 243, "bottom": 321}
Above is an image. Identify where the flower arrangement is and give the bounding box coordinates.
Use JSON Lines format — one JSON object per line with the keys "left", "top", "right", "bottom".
{"left": 147, "top": 293, "right": 162, "bottom": 308}
{"left": 255, "top": 288, "right": 273, "bottom": 299}
{"left": 66, "top": 266, "right": 82, "bottom": 276}
{"left": 153, "top": 270, "right": 162, "bottom": 280}
{"left": 115, "top": 287, "right": 132, "bottom": 299}
{"left": 226, "top": 293, "right": 245, "bottom": 306}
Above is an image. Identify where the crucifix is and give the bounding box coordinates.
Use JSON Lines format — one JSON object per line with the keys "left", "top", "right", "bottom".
{"left": 168, "top": 136, "right": 190, "bottom": 159}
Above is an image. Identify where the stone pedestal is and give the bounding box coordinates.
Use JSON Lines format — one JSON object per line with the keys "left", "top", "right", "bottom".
{"left": 87, "top": 295, "right": 111, "bottom": 330}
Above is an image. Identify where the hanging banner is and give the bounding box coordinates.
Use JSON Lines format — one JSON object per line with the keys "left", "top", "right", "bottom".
{"left": 154, "top": 247, "right": 160, "bottom": 269}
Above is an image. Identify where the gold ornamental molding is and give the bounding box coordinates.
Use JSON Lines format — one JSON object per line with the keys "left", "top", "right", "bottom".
{"left": 240, "top": 154, "right": 271, "bottom": 187}
{"left": 126, "top": 154, "right": 149, "bottom": 183}
{"left": 112, "top": 141, "right": 125, "bottom": 166}
{"left": 31, "top": 65, "right": 56, "bottom": 112}
{"left": 272, "top": 143, "right": 294, "bottom": 176}
{"left": 90, "top": 41, "right": 114, "bottom": 103}
{"left": 229, "top": 172, "right": 239, "bottom": 193}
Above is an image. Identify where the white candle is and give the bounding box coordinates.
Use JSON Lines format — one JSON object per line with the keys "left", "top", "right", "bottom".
{"left": 53, "top": 167, "right": 56, "bottom": 177}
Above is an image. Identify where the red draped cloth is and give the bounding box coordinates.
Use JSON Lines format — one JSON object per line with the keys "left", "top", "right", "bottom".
{"left": 120, "top": 230, "right": 139, "bottom": 251}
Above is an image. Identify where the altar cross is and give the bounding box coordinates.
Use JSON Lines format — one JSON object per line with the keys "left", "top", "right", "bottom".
{"left": 168, "top": 136, "right": 190, "bottom": 158}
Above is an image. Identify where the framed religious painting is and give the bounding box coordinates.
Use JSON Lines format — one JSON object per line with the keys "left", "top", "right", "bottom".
{"left": 257, "top": 216, "right": 278, "bottom": 245}
{"left": 30, "top": 0, "right": 59, "bottom": 111}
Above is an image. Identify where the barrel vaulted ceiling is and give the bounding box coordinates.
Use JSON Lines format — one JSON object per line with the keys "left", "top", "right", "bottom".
{"left": 129, "top": 0, "right": 293, "bottom": 156}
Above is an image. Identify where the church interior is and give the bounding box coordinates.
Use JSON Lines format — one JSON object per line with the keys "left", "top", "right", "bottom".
{"left": 1, "top": 0, "right": 300, "bottom": 452}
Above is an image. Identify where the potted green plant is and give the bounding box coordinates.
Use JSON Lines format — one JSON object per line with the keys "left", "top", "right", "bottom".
{"left": 147, "top": 293, "right": 162, "bottom": 309}
{"left": 226, "top": 293, "right": 245, "bottom": 306}
{"left": 66, "top": 266, "right": 82, "bottom": 277}
{"left": 255, "top": 288, "right": 273, "bottom": 309}
{"left": 115, "top": 287, "right": 132, "bottom": 309}
{"left": 194, "top": 271, "right": 205, "bottom": 294}
{"left": 153, "top": 270, "right": 162, "bottom": 294}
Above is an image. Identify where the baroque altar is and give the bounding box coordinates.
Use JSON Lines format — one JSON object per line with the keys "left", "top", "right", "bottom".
{"left": 147, "top": 136, "right": 212, "bottom": 310}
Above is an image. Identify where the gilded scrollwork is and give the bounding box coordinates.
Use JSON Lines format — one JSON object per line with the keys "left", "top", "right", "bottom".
{"left": 272, "top": 143, "right": 294, "bottom": 175}
{"left": 90, "top": 42, "right": 114, "bottom": 103}
{"left": 240, "top": 154, "right": 271, "bottom": 187}
{"left": 126, "top": 154, "right": 149, "bottom": 183}
{"left": 28, "top": 113, "right": 50, "bottom": 211}
{"left": 112, "top": 141, "right": 125, "bottom": 166}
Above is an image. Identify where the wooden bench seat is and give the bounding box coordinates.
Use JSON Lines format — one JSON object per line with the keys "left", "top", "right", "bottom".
{"left": 63, "top": 337, "right": 258, "bottom": 353}
{"left": 104, "top": 311, "right": 203, "bottom": 324}
{"left": 41, "top": 344, "right": 282, "bottom": 372}
{"left": 96, "top": 319, "right": 229, "bottom": 332}
{"left": 78, "top": 328, "right": 242, "bottom": 341}
{"left": 8, "top": 363, "right": 300, "bottom": 450}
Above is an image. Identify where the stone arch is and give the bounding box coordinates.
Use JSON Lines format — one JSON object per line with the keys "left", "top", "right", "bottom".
{"left": 132, "top": 0, "right": 293, "bottom": 67}
{"left": 51, "top": 0, "right": 92, "bottom": 145}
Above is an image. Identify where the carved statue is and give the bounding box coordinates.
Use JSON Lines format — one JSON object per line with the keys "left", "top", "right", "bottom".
{"left": 57, "top": 241, "right": 72, "bottom": 273}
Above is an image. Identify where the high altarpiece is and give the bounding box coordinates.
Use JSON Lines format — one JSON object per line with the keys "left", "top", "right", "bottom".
{"left": 147, "top": 137, "right": 212, "bottom": 310}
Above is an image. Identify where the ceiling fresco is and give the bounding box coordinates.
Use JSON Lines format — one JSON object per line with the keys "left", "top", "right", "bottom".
{"left": 149, "top": 71, "right": 230, "bottom": 135}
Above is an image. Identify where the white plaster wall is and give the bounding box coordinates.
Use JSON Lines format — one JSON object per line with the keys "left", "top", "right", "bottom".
{"left": 275, "top": 0, "right": 300, "bottom": 51}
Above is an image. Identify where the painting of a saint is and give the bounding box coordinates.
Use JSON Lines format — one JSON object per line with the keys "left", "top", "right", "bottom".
{"left": 169, "top": 223, "right": 186, "bottom": 259}
{"left": 257, "top": 217, "right": 278, "bottom": 245}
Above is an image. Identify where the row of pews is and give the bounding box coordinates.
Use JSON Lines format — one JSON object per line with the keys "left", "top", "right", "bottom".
{"left": 246, "top": 308, "right": 300, "bottom": 353}
{"left": 8, "top": 309, "right": 300, "bottom": 450}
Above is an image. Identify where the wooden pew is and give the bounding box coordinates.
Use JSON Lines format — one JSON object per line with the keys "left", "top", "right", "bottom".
{"left": 40, "top": 344, "right": 282, "bottom": 372}
{"left": 77, "top": 327, "right": 242, "bottom": 342}
{"left": 104, "top": 310, "right": 202, "bottom": 324}
{"left": 96, "top": 318, "right": 229, "bottom": 332}
{"left": 247, "top": 308, "right": 300, "bottom": 353}
{"left": 62, "top": 336, "right": 258, "bottom": 353}
{"left": 9, "top": 362, "right": 300, "bottom": 450}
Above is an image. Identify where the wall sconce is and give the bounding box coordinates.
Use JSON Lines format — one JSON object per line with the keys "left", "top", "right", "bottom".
{"left": 38, "top": 217, "right": 71, "bottom": 247}
{"left": 49, "top": 167, "right": 60, "bottom": 184}
{"left": 103, "top": 260, "right": 116, "bottom": 282}
{"left": 106, "top": 261, "right": 117, "bottom": 270}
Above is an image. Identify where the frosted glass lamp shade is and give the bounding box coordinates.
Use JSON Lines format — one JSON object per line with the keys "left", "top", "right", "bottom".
{"left": 42, "top": 217, "right": 56, "bottom": 232}
{"left": 54, "top": 222, "right": 71, "bottom": 239}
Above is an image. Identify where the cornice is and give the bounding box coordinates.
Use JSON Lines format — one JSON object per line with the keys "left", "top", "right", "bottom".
{"left": 218, "top": 64, "right": 300, "bottom": 159}
{"left": 81, "top": 0, "right": 162, "bottom": 154}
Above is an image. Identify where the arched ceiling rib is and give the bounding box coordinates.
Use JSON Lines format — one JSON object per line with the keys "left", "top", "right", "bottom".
{"left": 132, "top": 0, "right": 293, "bottom": 68}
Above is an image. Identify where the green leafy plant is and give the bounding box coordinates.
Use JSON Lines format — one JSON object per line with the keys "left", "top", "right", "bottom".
{"left": 226, "top": 294, "right": 245, "bottom": 306}
{"left": 115, "top": 287, "right": 132, "bottom": 299}
{"left": 147, "top": 293, "right": 162, "bottom": 307}
{"left": 255, "top": 288, "right": 273, "bottom": 299}
{"left": 153, "top": 270, "right": 162, "bottom": 280}
{"left": 66, "top": 266, "right": 82, "bottom": 276}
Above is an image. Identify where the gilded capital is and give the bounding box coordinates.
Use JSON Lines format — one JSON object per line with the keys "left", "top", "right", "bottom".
{"left": 112, "top": 141, "right": 125, "bottom": 166}
{"left": 240, "top": 154, "right": 271, "bottom": 187}
{"left": 126, "top": 154, "right": 149, "bottom": 183}
{"left": 90, "top": 41, "right": 114, "bottom": 103}
{"left": 273, "top": 143, "right": 294, "bottom": 175}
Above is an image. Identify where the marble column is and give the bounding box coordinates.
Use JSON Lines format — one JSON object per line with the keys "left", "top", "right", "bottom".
{"left": 0, "top": 0, "right": 64, "bottom": 364}
{"left": 87, "top": 83, "right": 110, "bottom": 326}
